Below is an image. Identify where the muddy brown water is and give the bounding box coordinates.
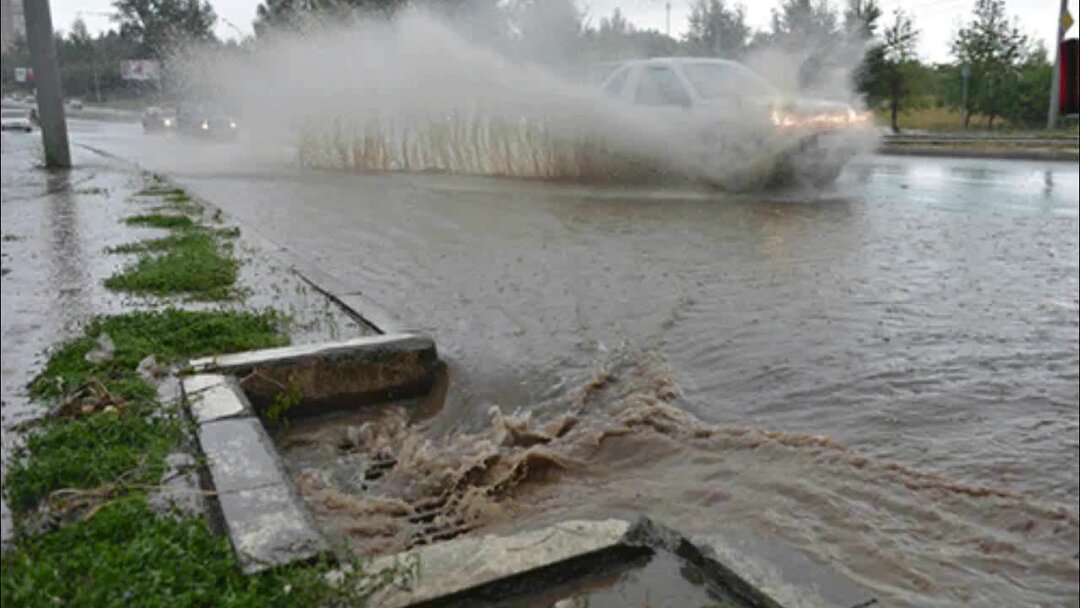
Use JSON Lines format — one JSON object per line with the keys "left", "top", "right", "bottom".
{"left": 67, "top": 121, "right": 1080, "bottom": 606}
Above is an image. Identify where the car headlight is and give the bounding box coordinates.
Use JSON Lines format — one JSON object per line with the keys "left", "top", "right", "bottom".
{"left": 201, "top": 121, "right": 210, "bottom": 130}
{"left": 163, "top": 118, "right": 173, "bottom": 127}
{"left": 229, "top": 121, "right": 237, "bottom": 129}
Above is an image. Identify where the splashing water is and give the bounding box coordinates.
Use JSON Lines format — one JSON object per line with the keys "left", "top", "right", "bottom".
{"left": 280, "top": 352, "right": 1079, "bottom": 608}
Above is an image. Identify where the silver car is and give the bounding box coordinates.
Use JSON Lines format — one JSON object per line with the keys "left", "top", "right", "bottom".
{"left": 1, "top": 108, "right": 35, "bottom": 132}
{"left": 599, "top": 58, "right": 873, "bottom": 188}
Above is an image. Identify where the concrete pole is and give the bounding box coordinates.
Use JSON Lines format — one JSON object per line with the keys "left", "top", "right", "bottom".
{"left": 22, "top": 0, "right": 71, "bottom": 168}
{"left": 1047, "top": 0, "right": 1068, "bottom": 130}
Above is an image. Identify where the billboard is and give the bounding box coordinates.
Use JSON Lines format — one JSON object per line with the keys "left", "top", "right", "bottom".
{"left": 120, "top": 60, "right": 161, "bottom": 81}
{"left": 13, "top": 66, "right": 33, "bottom": 83}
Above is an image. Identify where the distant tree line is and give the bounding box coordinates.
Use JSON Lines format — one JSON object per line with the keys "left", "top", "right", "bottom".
{"left": 1, "top": 0, "right": 1054, "bottom": 129}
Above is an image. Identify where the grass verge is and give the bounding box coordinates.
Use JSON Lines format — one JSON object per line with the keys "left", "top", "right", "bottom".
{"left": 0, "top": 497, "right": 416, "bottom": 608}
{"left": 9, "top": 309, "right": 288, "bottom": 515}
{"left": 28, "top": 309, "right": 288, "bottom": 401}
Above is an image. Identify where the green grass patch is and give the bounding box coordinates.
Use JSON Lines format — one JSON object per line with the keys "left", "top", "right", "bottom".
{"left": 29, "top": 309, "right": 288, "bottom": 401}
{"left": 3, "top": 405, "right": 182, "bottom": 514}
{"left": 0, "top": 497, "right": 417, "bottom": 607}
{"left": 105, "top": 235, "right": 238, "bottom": 299}
{"left": 15, "top": 309, "right": 287, "bottom": 513}
{"left": 125, "top": 213, "right": 196, "bottom": 230}
{"left": 135, "top": 185, "right": 186, "bottom": 198}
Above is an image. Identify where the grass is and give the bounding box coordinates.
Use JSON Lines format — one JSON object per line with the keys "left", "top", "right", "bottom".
{"left": 110, "top": 193, "right": 240, "bottom": 299}
{"left": 3, "top": 177, "right": 414, "bottom": 606}
{"left": 104, "top": 234, "right": 239, "bottom": 299}
{"left": 3, "top": 405, "right": 182, "bottom": 514}
{"left": 10, "top": 309, "right": 288, "bottom": 514}
{"left": 29, "top": 309, "right": 289, "bottom": 401}
{"left": 0, "top": 497, "right": 417, "bottom": 608}
{"left": 124, "top": 213, "right": 197, "bottom": 230}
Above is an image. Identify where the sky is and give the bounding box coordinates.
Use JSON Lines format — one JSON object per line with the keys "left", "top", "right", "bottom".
{"left": 50, "top": 0, "right": 1078, "bottom": 64}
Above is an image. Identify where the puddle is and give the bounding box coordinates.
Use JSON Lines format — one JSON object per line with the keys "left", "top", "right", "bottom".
{"left": 515, "top": 551, "right": 726, "bottom": 608}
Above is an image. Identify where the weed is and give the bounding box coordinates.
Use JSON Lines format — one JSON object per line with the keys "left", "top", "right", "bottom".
{"left": 263, "top": 375, "right": 304, "bottom": 427}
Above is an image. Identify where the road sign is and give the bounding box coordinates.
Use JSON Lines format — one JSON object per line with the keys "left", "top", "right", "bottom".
{"left": 1062, "top": 10, "right": 1074, "bottom": 32}
{"left": 14, "top": 67, "right": 34, "bottom": 83}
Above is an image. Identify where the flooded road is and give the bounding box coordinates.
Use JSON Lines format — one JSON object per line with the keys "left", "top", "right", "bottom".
{"left": 70, "top": 120, "right": 1079, "bottom": 606}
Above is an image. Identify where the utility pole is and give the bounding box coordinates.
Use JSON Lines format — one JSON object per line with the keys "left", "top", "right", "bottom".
{"left": 22, "top": 0, "right": 70, "bottom": 168}
{"left": 1047, "top": 0, "right": 1069, "bottom": 130}
{"left": 666, "top": 2, "right": 671, "bottom": 38}
{"left": 960, "top": 64, "right": 971, "bottom": 129}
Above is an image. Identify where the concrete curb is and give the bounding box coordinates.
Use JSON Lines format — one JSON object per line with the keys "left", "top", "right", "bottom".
{"left": 182, "top": 376, "right": 327, "bottom": 574}
{"left": 180, "top": 332, "right": 440, "bottom": 574}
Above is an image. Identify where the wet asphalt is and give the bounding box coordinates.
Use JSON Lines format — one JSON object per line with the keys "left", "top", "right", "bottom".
{"left": 6, "top": 117, "right": 1079, "bottom": 517}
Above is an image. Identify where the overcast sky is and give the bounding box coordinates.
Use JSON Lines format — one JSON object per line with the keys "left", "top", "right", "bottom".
{"left": 52, "top": 0, "right": 1077, "bottom": 63}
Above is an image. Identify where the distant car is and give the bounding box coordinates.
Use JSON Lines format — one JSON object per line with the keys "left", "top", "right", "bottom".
{"left": 599, "top": 57, "right": 873, "bottom": 188}
{"left": 68, "top": 98, "right": 84, "bottom": 110}
{"left": 176, "top": 106, "right": 238, "bottom": 140}
{"left": 1, "top": 108, "right": 35, "bottom": 132}
{"left": 142, "top": 106, "right": 178, "bottom": 133}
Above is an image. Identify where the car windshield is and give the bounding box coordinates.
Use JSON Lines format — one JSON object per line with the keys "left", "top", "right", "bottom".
{"left": 682, "top": 62, "right": 777, "bottom": 100}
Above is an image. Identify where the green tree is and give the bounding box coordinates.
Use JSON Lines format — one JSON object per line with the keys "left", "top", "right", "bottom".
{"left": 684, "top": 0, "right": 750, "bottom": 58}
{"left": 949, "top": 0, "right": 1031, "bottom": 128}
{"left": 880, "top": 8, "right": 920, "bottom": 132}
{"left": 842, "top": 0, "right": 883, "bottom": 104}
{"left": 770, "top": 0, "right": 837, "bottom": 44}
{"left": 113, "top": 0, "right": 218, "bottom": 57}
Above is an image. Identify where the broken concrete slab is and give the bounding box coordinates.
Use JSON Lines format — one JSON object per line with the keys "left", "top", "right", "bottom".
{"left": 188, "top": 334, "right": 439, "bottom": 416}
{"left": 368, "top": 519, "right": 637, "bottom": 608}
{"left": 694, "top": 529, "right": 877, "bottom": 608}
{"left": 363, "top": 517, "right": 875, "bottom": 608}
{"left": 197, "top": 417, "right": 287, "bottom": 494}
{"left": 182, "top": 374, "right": 252, "bottom": 423}
{"left": 216, "top": 483, "right": 327, "bottom": 575}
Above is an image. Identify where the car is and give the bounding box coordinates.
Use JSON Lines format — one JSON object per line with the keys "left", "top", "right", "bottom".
{"left": 176, "top": 105, "right": 238, "bottom": 140}
{"left": 68, "top": 98, "right": 84, "bottom": 110}
{"left": 1, "top": 108, "right": 35, "bottom": 132}
{"left": 142, "top": 106, "right": 178, "bottom": 133}
{"left": 598, "top": 57, "right": 873, "bottom": 188}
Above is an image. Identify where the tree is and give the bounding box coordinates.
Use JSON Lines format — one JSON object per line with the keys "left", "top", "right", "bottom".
{"left": 684, "top": 0, "right": 750, "bottom": 58}
{"left": 770, "top": 0, "right": 837, "bottom": 44}
{"left": 949, "top": 0, "right": 1031, "bottom": 128}
{"left": 880, "top": 8, "right": 920, "bottom": 132}
{"left": 254, "top": 0, "right": 406, "bottom": 34}
{"left": 842, "top": 0, "right": 880, "bottom": 40}
{"left": 113, "top": 0, "right": 218, "bottom": 57}
{"left": 842, "top": 0, "right": 882, "bottom": 102}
